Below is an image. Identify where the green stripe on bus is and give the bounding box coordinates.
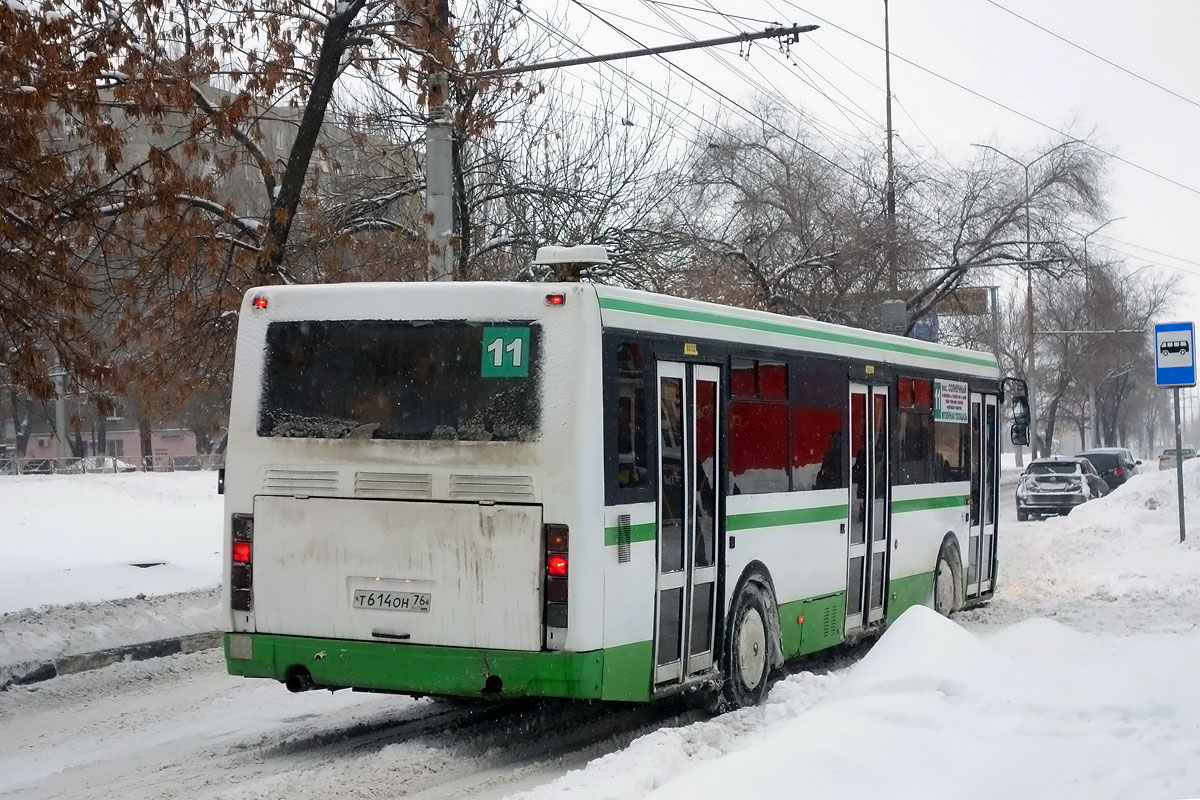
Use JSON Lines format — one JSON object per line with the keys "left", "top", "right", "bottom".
{"left": 227, "top": 633, "right": 612, "bottom": 700}
{"left": 598, "top": 296, "right": 997, "bottom": 369}
{"left": 892, "top": 495, "right": 970, "bottom": 513}
{"left": 726, "top": 504, "right": 848, "bottom": 531}
{"left": 603, "top": 522, "right": 657, "bottom": 547}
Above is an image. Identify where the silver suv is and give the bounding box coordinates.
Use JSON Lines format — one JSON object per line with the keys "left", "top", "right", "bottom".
{"left": 1016, "top": 456, "right": 1110, "bottom": 521}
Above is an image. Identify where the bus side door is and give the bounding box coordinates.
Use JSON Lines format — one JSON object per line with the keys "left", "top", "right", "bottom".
{"left": 654, "top": 361, "right": 721, "bottom": 686}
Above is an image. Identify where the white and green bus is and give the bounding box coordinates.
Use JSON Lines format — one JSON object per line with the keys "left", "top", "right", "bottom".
{"left": 222, "top": 250, "right": 1023, "bottom": 708}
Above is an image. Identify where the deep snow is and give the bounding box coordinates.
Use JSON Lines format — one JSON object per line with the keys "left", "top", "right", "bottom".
{"left": 513, "top": 460, "right": 1200, "bottom": 800}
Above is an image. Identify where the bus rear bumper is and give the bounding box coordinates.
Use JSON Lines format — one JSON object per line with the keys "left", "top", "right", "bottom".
{"left": 224, "top": 632, "right": 638, "bottom": 701}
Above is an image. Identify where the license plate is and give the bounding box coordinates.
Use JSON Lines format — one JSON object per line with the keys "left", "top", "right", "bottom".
{"left": 352, "top": 589, "right": 431, "bottom": 612}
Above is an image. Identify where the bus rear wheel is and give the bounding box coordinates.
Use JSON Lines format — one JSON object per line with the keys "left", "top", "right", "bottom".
{"left": 720, "top": 582, "right": 772, "bottom": 710}
{"left": 933, "top": 545, "right": 960, "bottom": 616}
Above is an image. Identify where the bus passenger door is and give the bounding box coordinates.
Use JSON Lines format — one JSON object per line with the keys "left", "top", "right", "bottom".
{"left": 846, "top": 383, "right": 891, "bottom": 634}
{"left": 967, "top": 393, "right": 998, "bottom": 597}
{"left": 654, "top": 361, "right": 721, "bottom": 686}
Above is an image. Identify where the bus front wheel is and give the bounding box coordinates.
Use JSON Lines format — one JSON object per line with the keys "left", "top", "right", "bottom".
{"left": 720, "top": 582, "right": 772, "bottom": 710}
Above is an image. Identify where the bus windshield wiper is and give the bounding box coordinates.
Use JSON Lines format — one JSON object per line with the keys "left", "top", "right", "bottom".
{"left": 345, "top": 423, "right": 380, "bottom": 439}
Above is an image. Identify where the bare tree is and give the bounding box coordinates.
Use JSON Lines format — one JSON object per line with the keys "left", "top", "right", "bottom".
{"left": 665, "top": 106, "right": 889, "bottom": 323}
{"left": 905, "top": 139, "right": 1106, "bottom": 330}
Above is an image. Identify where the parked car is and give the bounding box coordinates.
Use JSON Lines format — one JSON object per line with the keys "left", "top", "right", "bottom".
{"left": 1075, "top": 448, "right": 1141, "bottom": 492}
{"left": 1158, "top": 447, "right": 1197, "bottom": 471}
{"left": 1016, "top": 456, "right": 1110, "bottom": 521}
{"left": 61, "top": 456, "right": 140, "bottom": 474}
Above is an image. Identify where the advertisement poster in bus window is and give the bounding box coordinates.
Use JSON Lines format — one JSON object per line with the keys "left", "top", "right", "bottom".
{"left": 480, "top": 327, "right": 531, "bottom": 377}
{"left": 933, "top": 379, "right": 969, "bottom": 423}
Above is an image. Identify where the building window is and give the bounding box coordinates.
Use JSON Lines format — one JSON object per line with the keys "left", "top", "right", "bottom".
{"left": 615, "top": 342, "right": 650, "bottom": 489}
{"left": 729, "top": 359, "right": 789, "bottom": 495}
{"left": 897, "top": 377, "right": 933, "bottom": 485}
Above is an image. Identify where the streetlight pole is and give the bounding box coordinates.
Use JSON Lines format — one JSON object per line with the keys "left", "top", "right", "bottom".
{"left": 48, "top": 365, "right": 68, "bottom": 461}
{"left": 1080, "top": 216, "right": 1125, "bottom": 449}
{"left": 970, "top": 139, "right": 1082, "bottom": 459}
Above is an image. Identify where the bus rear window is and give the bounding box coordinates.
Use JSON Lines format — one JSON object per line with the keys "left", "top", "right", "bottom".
{"left": 258, "top": 320, "right": 540, "bottom": 441}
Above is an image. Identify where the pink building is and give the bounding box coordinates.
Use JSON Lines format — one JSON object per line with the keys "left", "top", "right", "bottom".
{"left": 24, "top": 428, "right": 198, "bottom": 461}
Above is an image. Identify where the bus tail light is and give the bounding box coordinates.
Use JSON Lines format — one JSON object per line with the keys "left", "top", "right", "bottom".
{"left": 231, "top": 513, "right": 254, "bottom": 611}
{"left": 544, "top": 524, "right": 569, "bottom": 634}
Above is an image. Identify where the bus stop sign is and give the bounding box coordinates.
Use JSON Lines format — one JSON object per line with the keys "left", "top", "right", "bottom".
{"left": 1154, "top": 321, "right": 1196, "bottom": 388}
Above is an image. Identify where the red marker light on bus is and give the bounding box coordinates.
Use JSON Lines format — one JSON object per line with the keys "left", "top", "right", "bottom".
{"left": 252, "top": 296, "right": 268, "bottom": 309}
{"left": 547, "top": 555, "right": 568, "bottom": 577}
{"left": 232, "top": 541, "right": 252, "bottom": 563}
{"left": 545, "top": 294, "right": 566, "bottom": 306}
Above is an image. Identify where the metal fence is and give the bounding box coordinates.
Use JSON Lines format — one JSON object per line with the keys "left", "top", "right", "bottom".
{"left": 0, "top": 454, "right": 225, "bottom": 475}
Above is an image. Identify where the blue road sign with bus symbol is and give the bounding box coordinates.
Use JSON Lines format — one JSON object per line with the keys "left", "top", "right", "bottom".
{"left": 1155, "top": 321, "right": 1196, "bottom": 387}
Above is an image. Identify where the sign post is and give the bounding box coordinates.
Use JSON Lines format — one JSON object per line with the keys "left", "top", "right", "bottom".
{"left": 1154, "top": 321, "right": 1196, "bottom": 543}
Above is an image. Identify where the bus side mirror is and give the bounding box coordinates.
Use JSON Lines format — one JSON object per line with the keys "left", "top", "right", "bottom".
{"left": 1002, "top": 376, "right": 1031, "bottom": 447}
{"left": 1010, "top": 422, "right": 1030, "bottom": 447}
{"left": 1011, "top": 395, "right": 1030, "bottom": 426}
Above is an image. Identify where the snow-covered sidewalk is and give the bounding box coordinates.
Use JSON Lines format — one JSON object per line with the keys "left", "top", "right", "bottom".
{"left": 0, "top": 472, "right": 223, "bottom": 667}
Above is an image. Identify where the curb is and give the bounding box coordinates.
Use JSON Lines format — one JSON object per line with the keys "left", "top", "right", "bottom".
{"left": 1, "top": 631, "right": 222, "bottom": 691}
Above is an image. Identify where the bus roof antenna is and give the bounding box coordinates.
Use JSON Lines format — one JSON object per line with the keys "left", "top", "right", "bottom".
{"left": 532, "top": 245, "right": 611, "bottom": 282}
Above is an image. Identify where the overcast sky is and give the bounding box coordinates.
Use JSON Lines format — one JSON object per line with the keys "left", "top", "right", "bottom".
{"left": 522, "top": 0, "right": 1200, "bottom": 317}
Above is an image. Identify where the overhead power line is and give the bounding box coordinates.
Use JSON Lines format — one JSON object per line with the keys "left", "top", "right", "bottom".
{"left": 642, "top": 0, "right": 779, "bottom": 27}
{"left": 778, "top": 0, "right": 1200, "bottom": 200}
{"left": 984, "top": 0, "right": 1200, "bottom": 113}
{"left": 564, "top": 0, "right": 870, "bottom": 185}
{"left": 632, "top": 0, "right": 880, "bottom": 154}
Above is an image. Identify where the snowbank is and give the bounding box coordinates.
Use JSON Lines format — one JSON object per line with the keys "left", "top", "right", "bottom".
{"left": 0, "top": 587, "right": 221, "bottom": 669}
{"left": 973, "top": 458, "right": 1200, "bottom": 634}
{"left": 518, "top": 608, "right": 1200, "bottom": 800}
{"left": 644, "top": 608, "right": 1200, "bottom": 800}
{"left": 517, "top": 461, "right": 1200, "bottom": 800}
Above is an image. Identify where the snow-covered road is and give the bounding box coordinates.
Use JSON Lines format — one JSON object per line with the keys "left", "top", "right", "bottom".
{"left": 0, "top": 647, "right": 718, "bottom": 799}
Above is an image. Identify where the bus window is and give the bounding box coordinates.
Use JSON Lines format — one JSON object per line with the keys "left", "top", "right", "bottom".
{"left": 934, "top": 418, "right": 969, "bottom": 482}
{"left": 897, "top": 377, "right": 933, "bottom": 485}
{"left": 615, "top": 342, "right": 650, "bottom": 489}
{"left": 729, "top": 359, "right": 789, "bottom": 494}
{"left": 258, "top": 320, "right": 540, "bottom": 441}
{"left": 792, "top": 359, "right": 845, "bottom": 491}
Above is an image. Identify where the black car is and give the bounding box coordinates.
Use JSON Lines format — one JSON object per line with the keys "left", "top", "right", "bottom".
{"left": 1075, "top": 448, "right": 1141, "bottom": 492}
{"left": 1016, "top": 456, "right": 1110, "bottom": 521}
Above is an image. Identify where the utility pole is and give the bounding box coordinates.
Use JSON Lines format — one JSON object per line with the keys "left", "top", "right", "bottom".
{"left": 970, "top": 139, "right": 1081, "bottom": 458}
{"left": 49, "top": 365, "right": 68, "bottom": 461}
{"left": 883, "top": 0, "right": 898, "bottom": 297}
{"left": 423, "top": 0, "right": 454, "bottom": 282}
